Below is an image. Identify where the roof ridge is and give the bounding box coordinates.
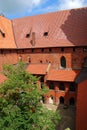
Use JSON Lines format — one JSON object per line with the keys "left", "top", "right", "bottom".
{"left": 12, "top": 6, "right": 87, "bottom": 20}
{"left": 11, "top": 20, "right": 18, "bottom": 48}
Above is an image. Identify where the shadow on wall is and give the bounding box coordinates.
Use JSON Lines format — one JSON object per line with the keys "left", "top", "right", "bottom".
{"left": 61, "top": 8, "right": 87, "bottom": 46}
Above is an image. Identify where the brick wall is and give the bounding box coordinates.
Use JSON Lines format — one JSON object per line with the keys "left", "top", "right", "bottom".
{"left": 0, "top": 49, "right": 18, "bottom": 70}
{"left": 76, "top": 80, "right": 87, "bottom": 130}
{"left": 0, "top": 47, "right": 86, "bottom": 71}
{"left": 46, "top": 81, "right": 76, "bottom": 105}
{"left": 17, "top": 47, "right": 87, "bottom": 70}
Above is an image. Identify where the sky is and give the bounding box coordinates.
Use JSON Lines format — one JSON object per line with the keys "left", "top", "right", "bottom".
{"left": 0, "top": 0, "right": 87, "bottom": 19}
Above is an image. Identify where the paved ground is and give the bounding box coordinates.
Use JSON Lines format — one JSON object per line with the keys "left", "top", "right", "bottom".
{"left": 56, "top": 104, "right": 76, "bottom": 130}
{"left": 44, "top": 103, "right": 76, "bottom": 130}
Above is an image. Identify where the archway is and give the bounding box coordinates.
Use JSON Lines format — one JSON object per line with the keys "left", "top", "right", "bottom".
{"left": 59, "top": 96, "right": 64, "bottom": 104}
{"left": 69, "top": 97, "right": 75, "bottom": 105}
{"left": 49, "top": 96, "right": 54, "bottom": 104}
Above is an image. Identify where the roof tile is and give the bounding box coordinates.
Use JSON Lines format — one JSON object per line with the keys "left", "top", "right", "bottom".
{"left": 47, "top": 69, "right": 79, "bottom": 82}
{"left": 0, "top": 16, "right": 16, "bottom": 48}
{"left": 12, "top": 7, "right": 87, "bottom": 48}
{"left": 27, "top": 64, "right": 49, "bottom": 75}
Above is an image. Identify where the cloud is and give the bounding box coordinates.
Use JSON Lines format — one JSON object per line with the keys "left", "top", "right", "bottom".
{"left": 0, "top": 0, "right": 43, "bottom": 16}
{"left": 0, "top": 0, "right": 87, "bottom": 18}
{"left": 35, "top": 0, "right": 87, "bottom": 16}
{"left": 59, "top": 0, "right": 86, "bottom": 10}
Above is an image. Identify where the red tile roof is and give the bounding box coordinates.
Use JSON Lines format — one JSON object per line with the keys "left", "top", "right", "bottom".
{"left": 47, "top": 69, "right": 79, "bottom": 82}
{"left": 27, "top": 64, "right": 49, "bottom": 75}
{"left": 0, "top": 73, "right": 7, "bottom": 83}
{"left": 12, "top": 7, "right": 87, "bottom": 48}
{"left": 0, "top": 16, "right": 16, "bottom": 49}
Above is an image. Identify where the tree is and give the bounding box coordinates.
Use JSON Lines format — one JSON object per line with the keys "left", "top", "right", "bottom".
{"left": 0, "top": 62, "right": 61, "bottom": 130}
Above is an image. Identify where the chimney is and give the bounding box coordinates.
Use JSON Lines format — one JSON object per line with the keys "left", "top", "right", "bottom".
{"left": 31, "top": 32, "right": 35, "bottom": 46}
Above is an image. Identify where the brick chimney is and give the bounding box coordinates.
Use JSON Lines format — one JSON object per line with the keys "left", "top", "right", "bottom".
{"left": 31, "top": 32, "right": 35, "bottom": 46}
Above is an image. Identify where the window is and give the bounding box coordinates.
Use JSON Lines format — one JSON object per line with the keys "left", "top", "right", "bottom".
{"left": 83, "top": 47, "right": 87, "bottom": 52}
{"left": 1, "top": 50, "right": 3, "bottom": 54}
{"left": 59, "top": 82, "right": 65, "bottom": 91}
{"left": 40, "top": 60, "right": 42, "bottom": 63}
{"left": 49, "top": 83, "right": 55, "bottom": 90}
{"left": 26, "top": 34, "right": 30, "bottom": 38}
{"left": 49, "top": 48, "right": 52, "bottom": 52}
{"left": 61, "top": 48, "right": 64, "bottom": 52}
{"left": 32, "top": 49, "right": 34, "bottom": 52}
{"left": 69, "top": 82, "right": 75, "bottom": 92}
{"left": 2, "top": 33, "right": 5, "bottom": 37}
{"left": 73, "top": 48, "right": 76, "bottom": 52}
{"left": 43, "top": 32, "right": 48, "bottom": 36}
{"left": 0, "top": 29, "right": 5, "bottom": 38}
{"left": 22, "top": 49, "right": 24, "bottom": 53}
{"left": 60, "top": 56, "right": 66, "bottom": 68}
{"left": 9, "top": 50, "right": 11, "bottom": 53}
{"left": 42, "top": 48, "right": 44, "bottom": 52}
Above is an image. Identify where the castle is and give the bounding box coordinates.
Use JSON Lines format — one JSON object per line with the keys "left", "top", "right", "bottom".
{"left": 0, "top": 7, "right": 87, "bottom": 130}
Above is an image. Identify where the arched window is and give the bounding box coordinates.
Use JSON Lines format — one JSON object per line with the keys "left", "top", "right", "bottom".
{"left": 69, "top": 82, "right": 75, "bottom": 92}
{"left": 60, "top": 56, "right": 66, "bottom": 68}
{"left": 59, "top": 82, "right": 65, "bottom": 91}
{"left": 69, "top": 97, "right": 75, "bottom": 105}
{"left": 59, "top": 96, "right": 64, "bottom": 104}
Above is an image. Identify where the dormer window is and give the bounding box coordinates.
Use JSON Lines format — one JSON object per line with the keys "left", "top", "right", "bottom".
{"left": 2, "top": 33, "right": 5, "bottom": 37}
{"left": 43, "top": 32, "right": 48, "bottom": 36}
{"left": 0, "top": 29, "right": 5, "bottom": 38}
{"left": 40, "top": 60, "right": 42, "bottom": 63}
{"left": 26, "top": 34, "right": 30, "bottom": 38}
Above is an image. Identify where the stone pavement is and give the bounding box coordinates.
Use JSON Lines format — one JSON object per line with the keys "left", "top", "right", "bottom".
{"left": 43, "top": 103, "right": 76, "bottom": 130}
{"left": 56, "top": 104, "right": 76, "bottom": 130}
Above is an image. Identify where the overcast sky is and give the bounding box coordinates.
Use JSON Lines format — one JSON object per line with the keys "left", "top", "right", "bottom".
{"left": 0, "top": 0, "right": 87, "bottom": 19}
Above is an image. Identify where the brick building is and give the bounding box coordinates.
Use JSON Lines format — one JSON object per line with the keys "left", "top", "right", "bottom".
{"left": 0, "top": 7, "right": 87, "bottom": 130}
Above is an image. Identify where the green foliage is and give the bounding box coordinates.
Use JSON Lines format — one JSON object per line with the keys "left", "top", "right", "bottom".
{"left": 0, "top": 62, "right": 61, "bottom": 130}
